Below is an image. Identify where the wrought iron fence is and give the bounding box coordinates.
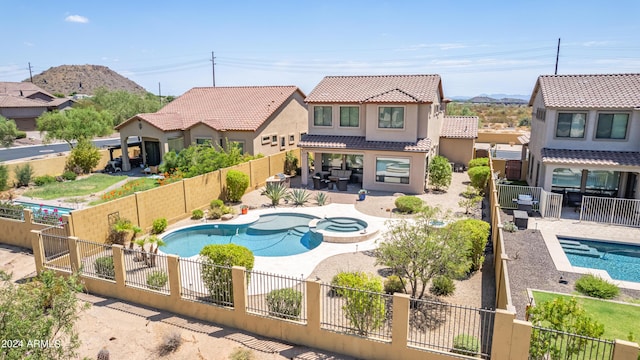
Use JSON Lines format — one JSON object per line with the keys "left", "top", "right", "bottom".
{"left": 245, "top": 269, "right": 306, "bottom": 322}
{"left": 123, "top": 248, "right": 170, "bottom": 294}
{"left": 41, "top": 224, "right": 71, "bottom": 272}
{"left": 529, "top": 325, "right": 614, "bottom": 360}
{"left": 0, "top": 202, "right": 25, "bottom": 221}
{"left": 497, "top": 184, "right": 541, "bottom": 212}
{"left": 320, "top": 282, "right": 392, "bottom": 341}
{"left": 77, "top": 239, "right": 115, "bottom": 281}
{"left": 407, "top": 297, "right": 495, "bottom": 359}
{"left": 179, "top": 257, "right": 234, "bottom": 307}
{"left": 580, "top": 196, "right": 640, "bottom": 228}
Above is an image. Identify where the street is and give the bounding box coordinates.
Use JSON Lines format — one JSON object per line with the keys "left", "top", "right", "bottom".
{"left": 0, "top": 139, "right": 121, "bottom": 162}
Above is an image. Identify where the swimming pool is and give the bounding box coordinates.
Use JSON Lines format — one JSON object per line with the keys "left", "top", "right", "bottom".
{"left": 559, "top": 237, "right": 640, "bottom": 283}
{"left": 14, "top": 201, "right": 74, "bottom": 215}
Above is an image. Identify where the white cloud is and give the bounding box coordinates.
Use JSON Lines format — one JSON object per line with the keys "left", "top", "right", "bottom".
{"left": 24, "top": 42, "right": 34, "bottom": 47}
{"left": 582, "top": 41, "right": 614, "bottom": 47}
{"left": 65, "top": 15, "right": 89, "bottom": 24}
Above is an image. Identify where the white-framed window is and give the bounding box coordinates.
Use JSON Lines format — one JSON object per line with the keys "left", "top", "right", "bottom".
{"left": 271, "top": 134, "right": 278, "bottom": 146}
{"left": 261, "top": 135, "right": 271, "bottom": 145}
{"left": 556, "top": 112, "right": 586, "bottom": 138}
{"left": 313, "top": 106, "right": 332, "bottom": 126}
{"left": 595, "top": 113, "right": 629, "bottom": 139}
{"left": 195, "top": 137, "right": 212, "bottom": 145}
{"left": 375, "top": 157, "right": 410, "bottom": 184}
{"left": 289, "top": 133, "right": 295, "bottom": 144}
{"left": 339, "top": 106, "right": 359, "bottom": 127}
{"left": 378, "top": 107, "right": 404, "bottom": 129}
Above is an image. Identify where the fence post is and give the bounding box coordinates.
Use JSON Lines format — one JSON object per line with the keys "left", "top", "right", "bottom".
{"left": 306, "top": 280, "right": 321, "bottom": 331}
{"left": 67, "top": 237, "right": 82, "bottom": 272}
{"left": 62, "top": 214, "right": 74, "bottom": 237}
{"left": 490, "top": 309, "right": 516, "bottom": 359}
{"left": 232, "top": 266, "right": 247, "bottom": 316}
{"left": 612, "top": 339, "right": 639, "bottom": 360}
{"left": 390, "top": 293, "right": 410, "bottom": 352}
{"left": 112, "top": 245, "right": 126, "bottom": 290}
{"left": 167, "top": 255, "right": 181, "bottom": 302}
{"left": 509, "top": 319, "right": 532, "bottom": 360}
{"left": 30, "top": 230, "right": 45, "bottom": 275}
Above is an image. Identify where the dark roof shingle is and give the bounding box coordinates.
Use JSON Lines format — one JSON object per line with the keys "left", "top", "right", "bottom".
{"left": 541, "top": 148, "right": 640, "bottom": 167}
{"left": 530, "top": 74, "right": 640, "bottom": 108}
{"left": 298, "top": 134, "right": 431, "bottom": 152}
{"left": 441, "top": 116, "right": 478, "bottom": 138}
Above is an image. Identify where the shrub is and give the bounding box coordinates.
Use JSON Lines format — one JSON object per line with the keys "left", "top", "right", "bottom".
{"left": 191, "top": 209, "right": 204, "bottom": 219}
{"left": 210, "top": 199, "right": 224, "bottom": 208}
{"left": 261, "top": 182, "right": 288, "bottom": 206}
{"left": 503, "top": 221, "right": 518, "bottom": 232}
{"left": 330, "top": 271, "right": 386, "bottom": 336}
{"left": 14, "top": 164, "right": 34, "bottom": 187}
{"left": 575, "top": 274, "right": 620, "bottom": 299}
{"left": 331, "top": 271, "right": 368, "bottom": 296}
{"left": 209, "top": 207, "right": 222, "bottom": 220}
{"left": 287, "top": 188, "right": 310, "bottom": 206}
{"left": 200, "top": 244, "right": 254, "bottom": 305}
{"left": 66, "top": 138, "right": 101, "bottom": 174}
{"left": 284, "top": 151, "right": 299, "bottom": 175}
{"left": 266, "top": 288, "right": 302, "bottom": 320}
{"left": 62, "top": 170, "right": 77, "bottom": 181}
{"left": 384, "top": 275, "right": 404, "bottom": 294}
{"left": 226, "top": 170, "right": 249, "bottom": 203}
{"left": 315, "top": 192, "right": 328, "bottom": 206}
{"left": 430, "top": 276, "right": 455, "bottom": 296}
{"left": 450, "top": 219, "right": 490, "bottom": 272}
{"left": 452, "top": 334, "right": 480, "bottom": 356}
{"left": 229, "top": 348, "right": 255, "bottom": 360}
{"left": 468, "top": 157, "right": 489, "bottom": 169}
{"left": 468, "top": 165, "right": 491, "bottom": 193}
{"left": 394, "top": 195, "right": 424, "bottom": 213}
{"left": 151, "top": 218, "right": 168, "bottom": 234}
{"left": 33, "top": 175, "right": 57, "bottom": 186}
{"left": 157, "top": 330, "right": 182, "bottom": 356}
{"left": 429, "top": 155, "right": 452, "bottom": 190}
{"left": 94, "top": 256, "right": 115, "bottom": 279}
{"left": 0, "top": 164, "right": 8, "bottom": 190}
{"left": 15, "top": 130, "right": 27, "bottom": 139}
{"left": 146, "top": 270, "right": 168, "bottom": 290}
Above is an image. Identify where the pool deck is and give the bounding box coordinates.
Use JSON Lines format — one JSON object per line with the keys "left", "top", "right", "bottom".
{"left": 525, "top": 215, "right": 640, "bottom": 291}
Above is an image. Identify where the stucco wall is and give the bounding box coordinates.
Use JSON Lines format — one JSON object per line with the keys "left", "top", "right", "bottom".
{"left": 307, "top": 103, "right": 367, "bottom": 137}
{"left": 364, "top": 104, "right": 419, "bottom": 142}
{"left": 362, "top": 151, "right": 426, "bottom": 194}
{"left": 477, "top": 130, "right": 529, "bottom": 145}
{"left": 439, "top": 138, "right": 475, "bottom": 165}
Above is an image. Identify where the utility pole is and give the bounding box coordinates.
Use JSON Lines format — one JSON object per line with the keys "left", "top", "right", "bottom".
{"left": 158, "top": 82, "right": 162, "bottom": 106}
{"left": 28, "top": 62, "right": 33, "bottom": 82}
{"left": 554, "top": 38, "right": 561, "bottom": 75}
{"left": 210, "top": 51, "right": 216, "bottom": 87}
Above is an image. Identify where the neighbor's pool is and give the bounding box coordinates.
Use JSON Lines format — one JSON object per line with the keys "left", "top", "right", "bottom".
{"left": 160, "top": 213, "right": 368, "bottom": 257}
{"left": 559, "top": 237, "right": 640, "bottom": 283}
{"left": 14, "top": 201, "right": 74, "bottom": 215}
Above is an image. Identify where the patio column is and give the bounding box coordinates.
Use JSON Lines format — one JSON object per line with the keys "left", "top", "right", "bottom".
{"left": 121, "top": 141, "right": 131, "bottom": 171}
{"left": 580, "top": 169, "right": 588, "bottom": 192}
{"left": 301, "top": 150, "right": 309, "bottom": 187}
{"left": 635, "top": 173, "right": 640, "bottom": 200}
{"left": 617, "top": 172, "right": 628, "bottom": 198}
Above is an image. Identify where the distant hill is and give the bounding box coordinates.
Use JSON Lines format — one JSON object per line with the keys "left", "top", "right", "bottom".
{"left": 26, "top": 64, "right": 147, "bottom": 96}
{"left": 450, "top": 94, "right": 529, "bottom": 104}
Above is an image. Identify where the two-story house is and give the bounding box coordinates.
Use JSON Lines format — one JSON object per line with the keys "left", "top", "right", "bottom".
{"left": 115, "top": 86, "right": 308, "bottom": 171}
{"left": 299, "top": 75, "right": 477, "bottom": 194}
{"left": 0, "top": 82, "right": 74, "bottom": 130}
{"left": 527, "top": 74, "right": 640, "bottom": 199}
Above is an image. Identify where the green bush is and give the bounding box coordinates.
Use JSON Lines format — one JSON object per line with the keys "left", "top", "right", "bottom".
{"left": 429, "top": 155, "right": 452, "bottom": 190}
{"left": 14, "top": 164, "right": 34, "bottom": 187}
{"left": 94, "top": 256, "right": 115, "bottom": 279}
{"left": 468, "top": 165, "right": 491, "bottom": 193}
{"left": 331, "top": 271, "right": 386, "bottom": 336}
{"left": 384, "top": 275, "right": 404, "bottom": 294}
{"left": 261, "top": 182, "right": 288, "bottom": 206}
{"left": 146, "top": 270, "right": 168, "bottom": 290}
{"left": 208, "top": 207, "right": 222, "bottom": 220}
{"left": 575, "top": 274, "right": 620, "bottom": 299}
{"left": 191, "top": 209, "right": 204, "bottom": 219}
{"left": 287, "top": 188, "right": 310, "bottom": 206}
{"left": 450, "top": 219, "right": 490, "bottom": 273}
{"left": 66, "top": 138, "right": 101, "bottom": 174}
{"left": 503, "top": 220, "right": 518, "bottom": 232}
{"left": 33, "top": 175, "right": 57, "bottom": 186}
{"left": 430, "top": 276, "right": 455, "bottom": 296}
{"left": 0, "top": 164, "right": 8, "bottom": 190}
{"left": 468, "top": 157, "right": 489, "bottom": 169}
{"left": 62, "top": 171, "right": 77, "bottom": 181}
{"left": 200, "top": 244, "right": 254, "bottom": 305}
{"left": 151, "top": 218, "right": 168, "bottom": 234}
{"left": 394, "top": 195, "right": 424, "bottom": 213}
{"left": 210, "top": 199, "right": 224, "bottom": 209}
{"left": 226, "top": 170, "right": 249, "bottom": 203}
{"left": 266, "top": 288, "right": 302, "bottom": 320}
{"left": 452, "top": 334, "right": 480, "bottom": 356}
{"left": 331, "top": 271, "right": 368, "bottom": 296}
{"left": 315, "top": 192, "right": 328, "bottom": 206}
{"left": 15, "top": 130, "right": 27, "bottom": 139}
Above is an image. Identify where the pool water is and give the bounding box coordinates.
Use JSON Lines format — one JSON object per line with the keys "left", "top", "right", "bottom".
{"left": 161, "top": 213, "right": 368, "bottom": 258}
{"left": 559, "top": 237, "right": 640, "bottom": 283}
{"left": 14, "top": 201, "right": 74, "bottom": 215}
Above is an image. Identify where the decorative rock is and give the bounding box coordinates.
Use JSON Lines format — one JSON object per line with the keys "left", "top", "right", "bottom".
{"left": 393, "top": 192, "right": 405, "bottom": 197}
{"left": 221, "top": 214, "right": 234, "bottom": 221}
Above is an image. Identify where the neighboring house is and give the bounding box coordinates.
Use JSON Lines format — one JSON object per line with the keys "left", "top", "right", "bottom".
{"left": 526, "top": 74, "right": 640, "bottom": 199}
{"left": 115, "top": 86, "right": 308, "bottom": 171}
{"left": 299, "top": 74, "right": 477, "bottom": 194}
{"left": 439, "top": 116, "right": 478, "bottom": 165}
{"left": 0, "top": 82, "right": 74, "bottom": 130}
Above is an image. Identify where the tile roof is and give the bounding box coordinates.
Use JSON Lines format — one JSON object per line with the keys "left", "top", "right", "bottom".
{"left": 0, "top": 94, "right": 49, "bottom": 108}
{"left": 441, "top": 116, "right": 478, "bottom": 138}
{"left": 298, "top": 135, "right": 432, "bottom": 152}
{"left": 530, "top": 74, "right": 640, "bottom": 108}
{"left": 541, "top": 148, "right": 640, "bottom": 167}
{"left": 117, "top": 86, "right": 304, "bottom": 131}
{"left": 0, "top": 81, "right": 54, "bottom": 99}
{"left": 517, "top": 133, "right": 530, "bottom": 145}
{"left": 305, "top": 75, "right": 443, "bottom": 104}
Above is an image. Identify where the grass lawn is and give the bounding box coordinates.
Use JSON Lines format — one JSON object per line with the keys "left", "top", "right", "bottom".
{"left": 89, "top": 177, "right": 158, "bottom": 205}
{"left": 532, "top": 290, "right": 640, "bottom": 341}
{"left": 23, "top": 174, "right": 128, "bottom": 200}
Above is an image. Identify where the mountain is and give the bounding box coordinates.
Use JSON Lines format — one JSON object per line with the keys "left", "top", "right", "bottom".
{"left": 450, "top": 94, "right": 530, "bottom": 103}
{"left": 26, "top": 64, "right": 147, "bottom": 96}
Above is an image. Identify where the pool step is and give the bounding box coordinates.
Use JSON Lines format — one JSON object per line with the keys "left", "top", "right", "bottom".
{"left": 562, "top": 245, "right": 601, "bottom": 258}
{"left": 326, "top": 218, "right": 358, "bottom": 225}
{"left": 559, "top": 239, "right": 582, "bottom": 246}
{"left": 289, "top": 226, "right": 310, "bottom": 237}
{"left": 324, "top": 224, "right": 363, "bottom": 232}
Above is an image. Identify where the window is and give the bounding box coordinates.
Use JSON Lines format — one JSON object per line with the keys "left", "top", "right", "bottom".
{"left": 313, "top": 106, "right": 332, "bottom": 126}
{"left": 556, "top": 112, "right": 586, "bottom": 138}
{"left": 339, "top": 106, "right": 359, "bottom": 127}
{"left": 378, "top": 107, "right": 404, "bottom": 129}
{"left": 230, "top": 141, "right": 244, "bottom": 153}
{"left": 168, "top": 137, "right": 184, "bottom": 152}
{"left": 596, "top": 113, "right": 628, "bottom": 139}
{"left": 289, "top": 134, "right": 295, "bottom": 144}
{"left": 376, "top": 157, "right": 410, "bottom": 184}
{"left": 261, "top": 135, "right": 271, "bottom": 145}
{"left": 280, "top": 136, "right": 286, "bottom": 149}
{"left": 195, "top": 138, "right": 212, "bottom": 145}
{"left": 552, "top": 168, "right": 582, "bottom": 189}
{"left": 271, "top": 134, "right": 278, "bottom": 146}
{"left": 586, "top": 170, "right": 619, "bottom": 192}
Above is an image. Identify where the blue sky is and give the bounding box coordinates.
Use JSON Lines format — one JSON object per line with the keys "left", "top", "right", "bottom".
{"left": 2, "top": 1, "right": 639, "bottom": 97}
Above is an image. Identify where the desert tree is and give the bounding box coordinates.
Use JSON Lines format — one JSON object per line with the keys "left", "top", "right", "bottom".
{"left": 36, "top": 107, "right": 113, "bottom": 149}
